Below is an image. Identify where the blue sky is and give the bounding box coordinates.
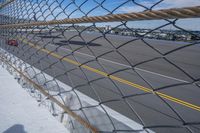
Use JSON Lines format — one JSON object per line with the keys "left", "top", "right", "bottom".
{"left": 0, "top": 0, "right": 6, "bottom": 3}
{"left": 1, "top": 0, "right": 200, "bottom": 30}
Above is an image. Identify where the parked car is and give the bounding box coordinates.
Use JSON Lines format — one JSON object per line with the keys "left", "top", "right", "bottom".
{"left": 7, "top": 40, "right": 18, "bottom": 47}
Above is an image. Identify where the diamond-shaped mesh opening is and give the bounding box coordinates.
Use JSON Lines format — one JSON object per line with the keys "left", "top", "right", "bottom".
{"left": 0, "top": 0, "right": 200, "bottom": 133}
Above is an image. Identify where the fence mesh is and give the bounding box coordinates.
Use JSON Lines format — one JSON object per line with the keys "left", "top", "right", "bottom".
{"left": 0, "top": 0, "right": 200, "bottom": 133}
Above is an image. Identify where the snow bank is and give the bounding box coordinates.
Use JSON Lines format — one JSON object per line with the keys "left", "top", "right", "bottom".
{"left": 0, "top": 65, "right": 69, "bottom": 133}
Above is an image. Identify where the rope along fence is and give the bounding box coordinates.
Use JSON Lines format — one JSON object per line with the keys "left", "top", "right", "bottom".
{"left": 1, "top": 6, "right": 200, "bottom": 28}
{"left": 0, "top": 0, "right": 200, "bottom": 133}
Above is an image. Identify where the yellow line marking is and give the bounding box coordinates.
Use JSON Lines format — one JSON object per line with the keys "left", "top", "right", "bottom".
{"left": 17, "top": 37, "right": 200, "bottom": 112}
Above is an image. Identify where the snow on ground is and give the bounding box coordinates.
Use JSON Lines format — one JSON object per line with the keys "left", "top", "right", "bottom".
{"left": 0, "top": 65, "right": 70, "bottom": 133}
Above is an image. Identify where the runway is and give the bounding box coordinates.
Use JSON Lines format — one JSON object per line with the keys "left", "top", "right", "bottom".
{"left": 1, "top": 31, "right": 200, "bottom": 133}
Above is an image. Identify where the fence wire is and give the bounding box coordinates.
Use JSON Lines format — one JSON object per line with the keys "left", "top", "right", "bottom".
{"left": 0, "top": 0, "right": 200, "bottom": 133}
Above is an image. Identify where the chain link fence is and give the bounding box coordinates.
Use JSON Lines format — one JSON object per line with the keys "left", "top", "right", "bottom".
{"left": 0, "top": 0, "right": 200, "bottom": 133}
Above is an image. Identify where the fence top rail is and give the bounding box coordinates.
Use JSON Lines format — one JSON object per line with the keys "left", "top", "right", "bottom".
{"left": 0, "top": 6, "right": 200, "bottom": 28}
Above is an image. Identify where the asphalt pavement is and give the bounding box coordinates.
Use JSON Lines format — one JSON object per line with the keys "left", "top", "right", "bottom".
{"left": 1, "top": 31, "right": 200, "bottom": 133}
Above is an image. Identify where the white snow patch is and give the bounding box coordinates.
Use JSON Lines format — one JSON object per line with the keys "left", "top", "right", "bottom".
{"left": 0, "top": 65, "right": 70, "bottom": 133}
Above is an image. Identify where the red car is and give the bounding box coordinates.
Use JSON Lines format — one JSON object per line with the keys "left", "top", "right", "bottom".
{"left": 7, "top": 40, "right": 18, "bottom": 47}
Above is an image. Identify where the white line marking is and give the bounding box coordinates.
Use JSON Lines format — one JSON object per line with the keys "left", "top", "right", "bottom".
{"left": 25, "top": 35, "right": 189, "bottom": 83}
{"left": 50, "top": 44, "right": 189, "bottom": 83}
{"left": 135, "top": 68, "right": 189, "bottom": 83}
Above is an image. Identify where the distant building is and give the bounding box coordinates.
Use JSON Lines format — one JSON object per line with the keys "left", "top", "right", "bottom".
{"left": 104, "top": 25, "right": 114, "bottom": 33}
{"left": 105, "top": 25, "right": 111, "bottom": 31}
